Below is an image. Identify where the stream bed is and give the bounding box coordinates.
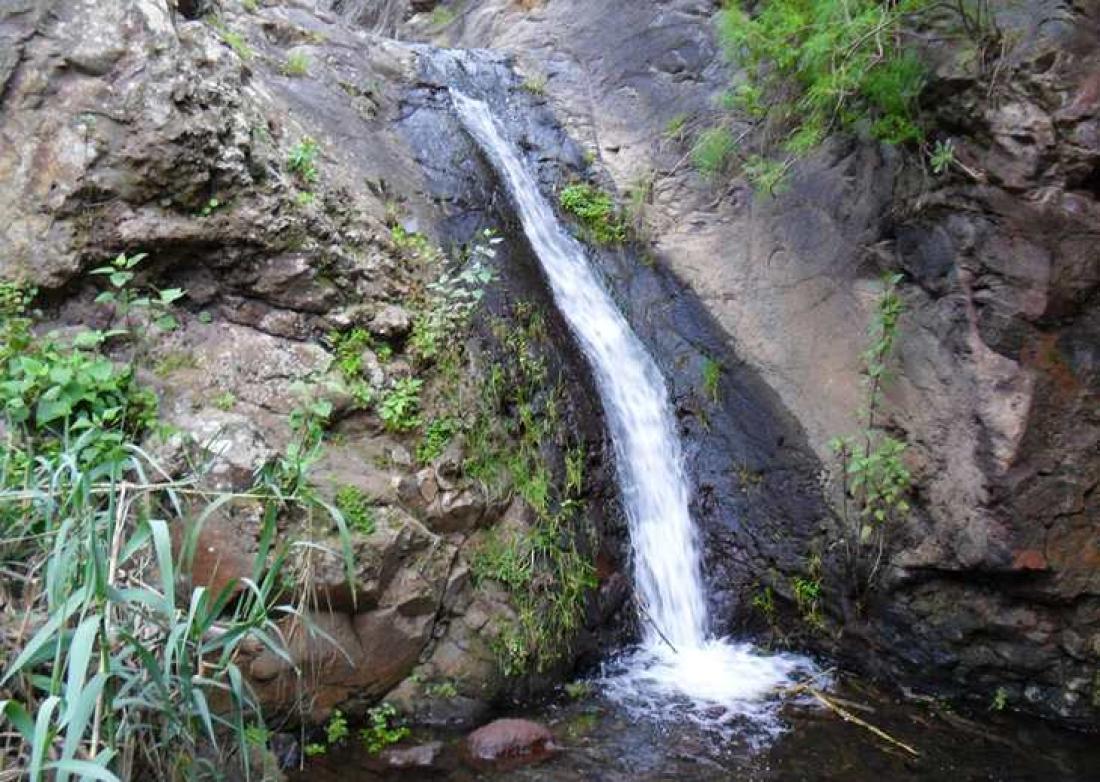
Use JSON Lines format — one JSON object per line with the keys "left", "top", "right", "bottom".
{"left": 291, "top": 673, "right": 1100, "bottom": 782}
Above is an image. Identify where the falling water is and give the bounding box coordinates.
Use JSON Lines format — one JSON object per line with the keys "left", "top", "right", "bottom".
{"left": 454, "top": 93, "right": 814, "bottom": 732}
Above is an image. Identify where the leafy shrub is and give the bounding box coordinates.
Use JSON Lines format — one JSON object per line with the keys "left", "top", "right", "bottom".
{"left": 717, "top": 0, "right": 928, "bottom": 187}
{"left": 409, "top": 229, "right": 498, "bottom": 362}
{"left": 417, "top": 416, "right": 458, "bottom": 464}
{"left": 287, "top": 137, "right": 320, "bottom": 183}
{"left": 930, "top": 138, "right": 955, "bottom": 174}
{"left": 359, "top": 704, "right": 409, "bottom": 755}
{"left": 327, "top": 327, "right": 374, "bottom": 408}
{"left": 379, "top": 377, "right": 422, "bottom": 432}
{"left": 390, "top": 225, "right": 442, "bottom": 263}
{"left": 559, "top": 184, "right": 627, "bottom": 245}
{"left": 334, "top": 484, "right": 375, "bottom": 534}
{"left": 829, "top": 273, "right": 912, "bottom": 592}
{"left": 1, "top": 279, "right": 157, "bottom": 463}
{"left": 92, "top": 251, "right": 186, "bottom": 333}
{"left": 325, "top": 709, "right": 350, "bottom": 745}
{"left": 0, "top": 260, "right": 357, "bottom": 781}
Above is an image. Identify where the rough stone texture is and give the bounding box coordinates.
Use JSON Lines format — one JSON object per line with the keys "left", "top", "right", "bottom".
{"left": 0, "top": 0, "right": 613, "bottom": 727}
{"left": 388, "top": 0, "right": 1100, "bottom": 723}
{"left": 9, "top": 0, "right": 1097, "bottom": 734}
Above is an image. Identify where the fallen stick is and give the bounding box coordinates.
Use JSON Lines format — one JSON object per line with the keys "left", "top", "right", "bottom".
{"left": 630, "top": 592, "right": 679, "bottom": 655}
{"left": 807, "top": 688, "right": 920, "bottom": 757}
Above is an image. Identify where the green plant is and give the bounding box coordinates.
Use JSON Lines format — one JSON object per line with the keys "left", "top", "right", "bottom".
{"left": 283, "top": 51, "right": 310, "bottom": 77}
{"left": 295, "top": 190, "right": 316, "bottom": 207}
{"left": 564, "top": 681, "right": 591, "bottom": 700}
{"left": 752, "top": 585, "right": 777, "bottom": 623}
{"left": 791, "top": 554, "right": 824, "bottom": 629}
{"left": 792, "top": 575, "right": 823, "bottom": 628}
{"left": 409, "top": 229, "right": 498, "bottom": 362}
{"left": 325, "top": 709, "right": 350, "bottom": 745}
{"left": 691, "top": 127, "right": 737, "bottom": 177}
{"left": 287, "top": 137, "right": 320, "bottom": 183}
{"left": 716, "top": 0, "right": 928, "bottom": 188}
{"left": 0, "top": 314, "right": 158, "bottom": 462}
{"left": 930, "top": 138, "right": 955, "bottom": 174}
{"left": 459, "top": 304, "right": 596, "bottom": 676}
{"left": 991, "top": 686, "right": 1008, "bottom": 712}
{"left": 153, "top": 350, "right": 198, "bottom": 378}
{"left": 0, "top": 439, "right": 293, "bottom": 780}
{"left": 559, "top": 184, "right": 627, "bottom": 245}
{"left": 724, "top": 83, "right": 767, "bottom": 119}
{"left": 701, "top": 357, "right": 721, "bottom": 403}
{"left": 213, "top": 390, "right": 237, "bottom": 411}
{"left": 326, "top": 327, "right": 375, "bottom": 409}
{"left": 304, "top": 742, "right": 327, "bottom": 757}
{"left": 663, "top": 113, "right": 690, "bottom": 142}
{"left": 244, "top": 723, "right": 269, "bottom": 747}
{"left": 417, "top": 416, "right": 458, "bottom": 464}
{"left": 522, "top": 74, "right": 548, "bottom": 95}
{"left": 208, "top": 17, "right": 253, "bottom": 60}
{"left": 198, "top": 197, "right": 222, "bottom": 217}
{"left": 359, "top": 704, "right": 409, "bottom": 755}
{"left": 379, "top": 377, "right": 422, "bottom": 432}
{"left": 334, "top": 485, "right": 375, "bottom": 535}
{"left": 564, "top": 445, "right": 585, "bottom": 497}
{"left": 390, "top": 225, "right": 443, "bottom": 263}
{"left": 424, "top": 680, "right": 458, "bottom": 699}
{"left": 0, "top": 269, "right": 357, "bottom": 781}
{"left": 743, "top": 154, "right": 790, "bottom": 195}
{"left": 242, "top": 0, "right": 259, "bottom": 11}
{"left": 92, "top": 252, "right": 186, "bottom": 334}
{"left": 428, "top": 4, "right": 456, "bottom": 26}
{"left": 829, "top": 273, "right": 912, "bottom": 592}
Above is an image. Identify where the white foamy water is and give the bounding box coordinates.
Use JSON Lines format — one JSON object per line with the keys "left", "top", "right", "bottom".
{"left": 454, "top": 93, "right": 817, "bottom": 732}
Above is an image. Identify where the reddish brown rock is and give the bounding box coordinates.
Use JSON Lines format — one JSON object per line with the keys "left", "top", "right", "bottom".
{"left": 463, "top": 718, "right": 558, "bottom": 769}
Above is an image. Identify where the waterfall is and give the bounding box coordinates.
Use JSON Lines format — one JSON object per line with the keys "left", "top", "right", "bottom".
{"left": 454, "top": 93, "right": 814, "bottom": 730}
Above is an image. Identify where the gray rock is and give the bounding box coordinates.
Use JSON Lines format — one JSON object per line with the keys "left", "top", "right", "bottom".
{"left": 370, "top": 303, "right": 413, "bottom": 337}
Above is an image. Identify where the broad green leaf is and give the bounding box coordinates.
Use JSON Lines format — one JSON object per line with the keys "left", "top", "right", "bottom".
{"left": 29, "top": 695, "right": 60, "bottom": 780}
{"left": 44, "top": 759, "right": 120, "bottom": 782}
{"left": 0, "top": 699, "right": 35, "bottom": 741}
{"left": 35, "top": 396, "right": 72, "bottom": 425}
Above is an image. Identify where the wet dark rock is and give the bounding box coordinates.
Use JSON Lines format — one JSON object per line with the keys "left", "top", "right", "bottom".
{"left": 397, "top": 0, "right": 1100, "bottom": 727}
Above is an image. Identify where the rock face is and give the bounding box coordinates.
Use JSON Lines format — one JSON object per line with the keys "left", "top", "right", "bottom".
{"left": 374, "top": 0, "right": 1100, "bottom": 723}
{"left": 4, "top": 0, "right": 1097, "bottom": 734}
{"left": 0, "top": 0, "right": 623, "bottom": 727}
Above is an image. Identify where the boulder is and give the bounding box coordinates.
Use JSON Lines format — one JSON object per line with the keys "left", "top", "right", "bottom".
{"left": 463, "top": 718, "right": 558, "bottom": 769}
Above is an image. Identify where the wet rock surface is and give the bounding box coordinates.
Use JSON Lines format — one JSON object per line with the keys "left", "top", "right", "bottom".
{"left": 365, "top": 0, "right": 1100, "bottom": 725}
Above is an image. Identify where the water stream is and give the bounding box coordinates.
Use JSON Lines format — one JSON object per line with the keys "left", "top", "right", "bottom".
{"left": 452, "top": 94, "right": 813, "bottom": 734}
